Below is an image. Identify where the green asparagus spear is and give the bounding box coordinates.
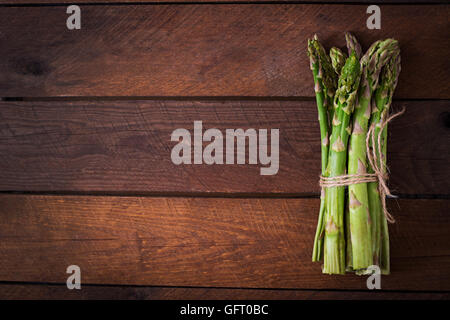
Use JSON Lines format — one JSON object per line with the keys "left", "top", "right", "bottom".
{"left": 328, "top": 45, "right": 348, "bottom": 269}
{"left": 307, "top": 36, "right": 337, "bottom": 262}
{"left": 345, "top": 32, "right": 362, "bottom": 60}
{"left": 343, "top": 33, "right": 361, "bottom": 271}
{"left": 330, "top": 47, "right": 347, "bottom": 76}
{"left": 323, "top": 51, "right": 361, "bottom": 274}
{"left": 370, "top": 50, "right": 401, "bottom": 275}
{"left": 310, "top": 35, "right": 338, "bottom": 128}
{"left": 347, "top": 39, "right": 400, "bottom": 270}
{"left": 345, "top": 198, "right": 353, "bottom": 271}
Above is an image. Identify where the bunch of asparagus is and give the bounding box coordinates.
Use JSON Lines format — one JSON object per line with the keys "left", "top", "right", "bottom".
{"left": 308, "top": 33, "right": 401, "bottom": 275}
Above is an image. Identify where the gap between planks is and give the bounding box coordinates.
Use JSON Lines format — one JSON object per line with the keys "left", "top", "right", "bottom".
{"left": 0, "top": 191, "right": 449, "bottom": 200}
{"left": 1, "top": 282, "right": 448, "bottom": 300}
{"left": 2, "top": 97, "right": 450, "bottom": 102}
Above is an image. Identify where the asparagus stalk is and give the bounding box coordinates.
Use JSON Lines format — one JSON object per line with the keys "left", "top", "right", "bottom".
{"left": 345, "top": 32, "right": 362, "bottom": 60}
{"left": 345, "top": 198, "right": 353, "bottom": 271}
{"left": 323, "top": 51, "right": 361, "bottom": 274}
{"left": 330, "top": 47, "right": 347, "bottom": 76}
{"left": 330, "top": 46, "right": 350, "bottom": 270}
{"left": 370, "top": 50, "right": 401, "bottom": 275}
{"left": 347, "top": 39, "right": 400, "bottom": 270}
{"left": 307, "top": 36, "right": 337, "bottom": 262}
{"left": 343, "top": 33, "right": 361, "bottom": 270}
{"left": 312, "top": 35, "right": 338, "bottom": 130}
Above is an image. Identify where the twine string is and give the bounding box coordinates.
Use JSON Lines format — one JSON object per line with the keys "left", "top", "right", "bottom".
{"left": 319, "top": 107, "right": 406, "bottom": 224}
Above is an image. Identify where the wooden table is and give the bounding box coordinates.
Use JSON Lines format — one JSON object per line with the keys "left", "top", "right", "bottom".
{"left": 0, "top": 0, "right": 448, "bottom": 299}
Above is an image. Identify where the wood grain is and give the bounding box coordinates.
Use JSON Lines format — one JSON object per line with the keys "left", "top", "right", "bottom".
{"left": 0, "top": 100, "right": 448, "bottom": 195}
{"left": 1, "top": 284, "right": 449, "bottom": 300}
{"left": 0, "top": 5, "right": 448, "bottom": 98}
{"left": 1, "top": 1, "right": 446, "bottom": 4}
{"left": 0, "top": 195, "right": 448, "bottom": 290}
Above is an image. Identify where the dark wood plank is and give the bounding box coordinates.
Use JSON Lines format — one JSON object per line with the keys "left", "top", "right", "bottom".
{"left": 0, "top": 5, "right": 448, "bottom": 98}
{"left": 0, "top": 195, "right": 448, "bottom": 290}
{"left": 0, "top": 100, "right": 447, "bottom": 195}
{"left": 1, "top": 284, "right": 449, "bottom": 300}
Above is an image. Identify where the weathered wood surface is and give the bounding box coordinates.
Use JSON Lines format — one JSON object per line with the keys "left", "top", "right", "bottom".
{"left": 0, "top": 5, "right": 448, "bottom": 98}
{"left": 0, "top": 0, "right": 446, "bottom": 5}
{"left": 1, "top": 1, "right": 447, "bottom": 5}
{"left": 0, "top": 195, "right": 448, "bottom": 290}
{"left": 0, "top": 100, "right": 447, "bottom": 195}
{"left": 0, "top": 1, "right": 448, "bottom": 300}
{"left": 0, "top": 284, "right": 448, "bottom": 300}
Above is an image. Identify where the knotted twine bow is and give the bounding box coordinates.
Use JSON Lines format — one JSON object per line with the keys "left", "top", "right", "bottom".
{"left": 319, "top": 107, "right": 406, "bottom": 224}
